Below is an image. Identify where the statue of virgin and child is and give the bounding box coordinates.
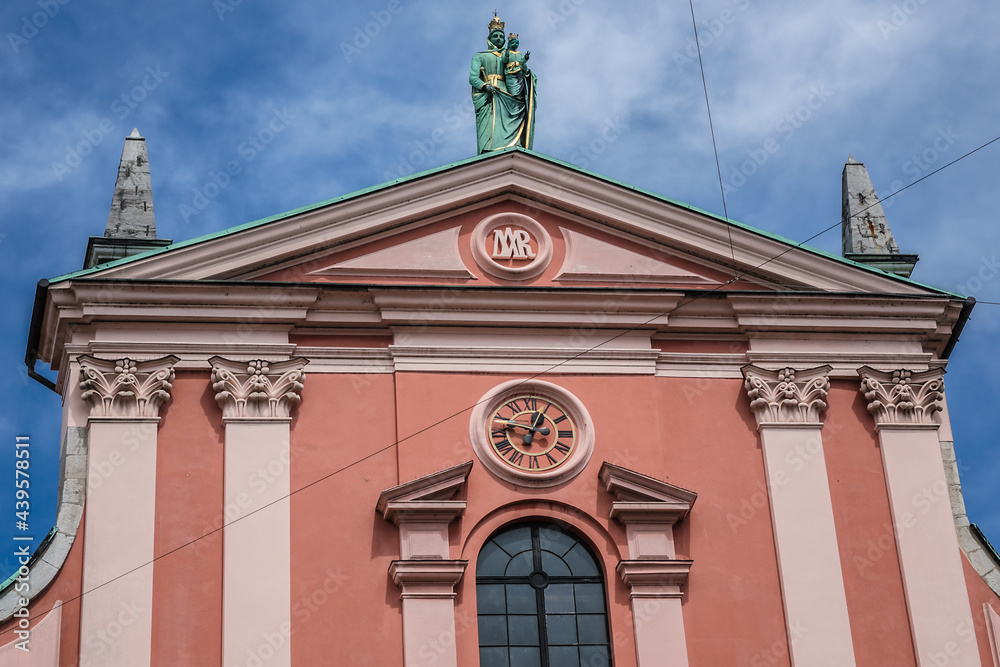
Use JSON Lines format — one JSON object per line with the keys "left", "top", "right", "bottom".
{"left": 469, "top": 15, "right": 538, "bottom": 153}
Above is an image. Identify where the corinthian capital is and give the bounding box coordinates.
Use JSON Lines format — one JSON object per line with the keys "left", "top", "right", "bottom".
{"left": 742, "top": 365, "right": 832, "bottom": 425}
{"left": 209, "top": 357, "right": 308, "bottom": 422}
{"left": 858, "top": 367, "right": 944, "bottom": 426}
{"left": 78, "top": 355, "right": 180, "bottom": 419}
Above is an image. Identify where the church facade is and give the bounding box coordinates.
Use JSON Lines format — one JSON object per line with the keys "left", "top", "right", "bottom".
{"left": 2, "top": 144, "right": 1000, "bottom": 666}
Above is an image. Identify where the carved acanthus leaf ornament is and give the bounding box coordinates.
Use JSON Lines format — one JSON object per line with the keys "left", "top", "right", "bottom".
{"left": 209, "top": 357, "right": 308, "bottom": 421}
{"left": 78, "top": 355, "right": 180, "bottom": 419}
{"left": 858, "top": 367, "right": 944, "bottom": 426}
{"left": 742, "top": 365, "right": 833, "bottom": 425}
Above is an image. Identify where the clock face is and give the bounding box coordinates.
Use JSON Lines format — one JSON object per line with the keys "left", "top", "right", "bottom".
{"left": 488, "top": 395, "right": 577, "bottom": 473}
{"left": 470, "top": 379, "right": 594, "bottom": 487}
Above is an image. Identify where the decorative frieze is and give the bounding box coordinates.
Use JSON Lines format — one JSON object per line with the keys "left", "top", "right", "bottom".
{"left": 209, "top": 357, "right": 308, "bottom": 421}
{"left": 858, "top": 366, "right": 944, "bottom": 426}
{"left": 78, "top": 355, "right": 179, "bottom": 419}
{"left": 742, "top": 365, "right": 832, "bottom": 425}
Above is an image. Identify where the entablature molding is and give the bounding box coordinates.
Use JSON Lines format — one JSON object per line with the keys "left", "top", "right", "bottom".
{"left": 77, "top": 354, "right": 179, "bottom": 420}
{"left": 40, "top": 281, "right": 963, "bottom": 392}
{"left": 209, "top": 356, "right": 308, "bottom": 422}
{"left": 858, "top": 366, "right": 945, "bottom": 428}
{"left": 742, "top": 364, "right": 832, "bottom": 426}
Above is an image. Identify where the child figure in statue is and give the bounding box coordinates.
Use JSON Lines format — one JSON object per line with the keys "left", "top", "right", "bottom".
{"left": 502, "top": 34, "right": 530, "bottom": 98}
{"left": 469, "top": 15, "right": 537, "bottom": 153}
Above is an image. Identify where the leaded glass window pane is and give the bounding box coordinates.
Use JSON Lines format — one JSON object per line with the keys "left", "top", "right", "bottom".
{"left": 477, "top": 584, "right": 506, "bottom": 614}
{"left": 580, "top": 645, "right": 611, "bottom": 666}
{"left": 476, "top": 522, "right": 613, "bottom": 666}
{"left": 540, "top": 550, "right": 572, "bottom": 576}
{"left": 544, "top": 584, "right": 575, "bottom": 613}
{"left": 480, "top": 646, "right": 509, "bottom": 667}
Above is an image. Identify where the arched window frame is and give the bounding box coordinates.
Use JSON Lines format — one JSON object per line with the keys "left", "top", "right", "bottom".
{"left": 476, "top": 521, "right": 613, "bottom": 667}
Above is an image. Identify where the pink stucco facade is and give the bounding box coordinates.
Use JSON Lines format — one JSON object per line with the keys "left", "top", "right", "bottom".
{"left": 2, "top": 150, "right": 998, "bottom": 666}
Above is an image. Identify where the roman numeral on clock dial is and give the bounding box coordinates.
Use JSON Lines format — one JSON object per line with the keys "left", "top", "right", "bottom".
{"left": 487, "top": 394, "right": 576, "bottom": 473}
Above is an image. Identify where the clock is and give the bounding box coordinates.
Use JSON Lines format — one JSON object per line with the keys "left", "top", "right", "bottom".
{"left": 470, "top": 379, "right": 594, "bottom": 487}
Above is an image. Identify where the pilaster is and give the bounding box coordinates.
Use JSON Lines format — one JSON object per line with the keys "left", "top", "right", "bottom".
{"left": 858, "top": 367, "right": 980, "bottom": 666}
{"left": 210, "top": 356, "right": 307, "bottom": 667}
{"left": 600, "top": 463, "right": 696, "bottom": 667}
{"left": 77, "top": 354, "right": 178, "bottom": 667}
{"left": 377, "top": 463, "right": 472, "bottom": 667}
{"left": 742, "top": 365, "right": 857, "bottom": 667}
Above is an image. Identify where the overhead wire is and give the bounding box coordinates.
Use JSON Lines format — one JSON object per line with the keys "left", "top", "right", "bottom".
{"left": 688, "top": 0, "right": 738, "bottom": 279}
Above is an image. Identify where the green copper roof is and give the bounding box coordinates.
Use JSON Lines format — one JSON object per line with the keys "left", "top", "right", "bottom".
{"left": 48, "top": 146, "right": 962, "bottom": 297}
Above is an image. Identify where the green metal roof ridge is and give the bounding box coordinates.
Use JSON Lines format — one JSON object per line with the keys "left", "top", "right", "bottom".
{"left": 509, "top": 150, "right": 962, "bottom": 297}
{"left": 48, "top": 146, "right": 962, "bottom": 297}
{"left": 49, "top": 148, "right": 514, "bottom": 283}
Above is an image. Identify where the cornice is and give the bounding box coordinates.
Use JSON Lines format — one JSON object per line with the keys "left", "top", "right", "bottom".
{"left": 77, "top": 354, "right": 179, "bottom": 420}
{"left": 209, "top": 357, "right": 308, "bottom": 422}
{"left": 600, "top": 463, "right": 697, "bottom": 507}
{"left": 727, "top": 294, "right": 951, "bottom": 335}
{"left": 377, "top": 462, "right": 472, "bottom": 523}
{"left": 858, "top": 366, "right": 945, "bottom": 427}
{"left": 742, "top": 365, "right": 832, "bottom": 426}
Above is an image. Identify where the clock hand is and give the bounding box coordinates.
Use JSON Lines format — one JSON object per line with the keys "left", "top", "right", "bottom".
{"left": 530, "top": 411, "right": 550, "bottom": 435}
{"left": 494, "top": 418, "right": 550, "bottom": 435}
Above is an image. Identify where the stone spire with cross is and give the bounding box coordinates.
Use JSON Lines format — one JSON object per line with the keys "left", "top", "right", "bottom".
{"left": 841, "top": 154, "right": 918, "bottom": 278}
{"left": 84, "top": 129, "right": 171, "bottom": 268}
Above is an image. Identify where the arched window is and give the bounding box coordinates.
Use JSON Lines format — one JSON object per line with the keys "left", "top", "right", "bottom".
{"left": 476, "top": 522, "right": 612, "bottom": 667}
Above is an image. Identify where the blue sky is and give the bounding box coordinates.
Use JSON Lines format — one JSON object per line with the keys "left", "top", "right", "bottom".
{"left": 1, "top": 1, "right": 997, "bottom": 582}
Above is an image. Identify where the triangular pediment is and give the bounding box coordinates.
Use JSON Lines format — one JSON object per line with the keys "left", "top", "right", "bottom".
{"left": 599, "top": 462, "right": 697, "bottom": 525}
{"left": 308, "top": 228, "right": 474, "bottom": 280}
{"left": 245, "top": 200, "right": 743, "bottom": 289}
{"left": 56, "top": 148, "right": 944, "bottom": 296}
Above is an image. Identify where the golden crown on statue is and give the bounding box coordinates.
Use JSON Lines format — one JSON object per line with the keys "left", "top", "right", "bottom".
{"left": 508, "top": 32, "right": 519, "bottom": 40}
{"left": 488, "top": 14, "right": 505, "bottom": 32}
